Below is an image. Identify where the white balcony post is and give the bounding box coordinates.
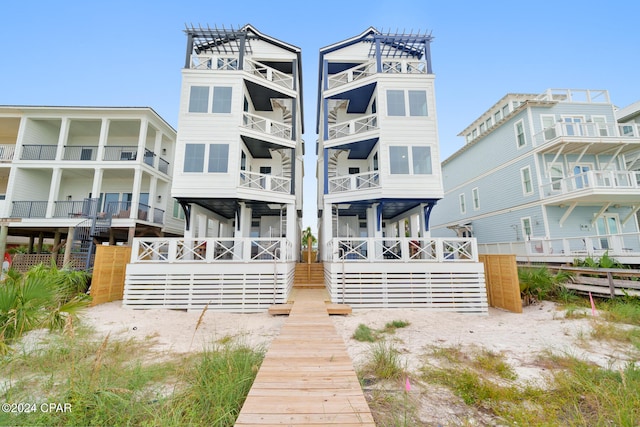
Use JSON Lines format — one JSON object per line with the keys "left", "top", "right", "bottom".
{"left": 46, "top": 168, "right": 62, "bottom": 218}
{"left": 167, "top": 239, "right": 177, "bottom": 262}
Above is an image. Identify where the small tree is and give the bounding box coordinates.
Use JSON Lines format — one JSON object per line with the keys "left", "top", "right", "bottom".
{"left": 301, "top": 226, "right": 317, "bottom": 249}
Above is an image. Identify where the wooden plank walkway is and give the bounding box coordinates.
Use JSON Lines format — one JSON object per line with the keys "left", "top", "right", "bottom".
{"left": 235, "top": 288, "right": 375, "bottom": 426}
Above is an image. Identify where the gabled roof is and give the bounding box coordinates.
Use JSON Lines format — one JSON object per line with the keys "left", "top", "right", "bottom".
{"left": 616, "top": 100, "right": 640, "bottom": 123}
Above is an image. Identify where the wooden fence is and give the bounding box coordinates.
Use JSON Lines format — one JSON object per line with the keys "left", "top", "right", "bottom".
{"left": 479, "top": 254, "right": 522, "bottom": 313}
{"left": 552, "top": 266, "right": 640, "bottom": 298}
{"left": 90, "top": 245, "right": 132, "bottom": 306}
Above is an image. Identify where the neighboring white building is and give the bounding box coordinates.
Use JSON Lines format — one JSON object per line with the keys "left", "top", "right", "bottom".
{"left": 431, "top": 89, "right": 640, "bottom": 265}
{"left": 315, "top": 28, "right": 487, "bottom": 312}
{"left": 124, "top": 24, "right": 305, "bottom": 311}
{"left": 0, "top": 105, "right": 181, "bottom": 269}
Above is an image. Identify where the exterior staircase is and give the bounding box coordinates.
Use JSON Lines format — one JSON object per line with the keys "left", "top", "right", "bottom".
{"left": 269, "top": 262, "right": 352, "bottom": 315}
{"left": 71, "top": 198, "right": 112, "bottom": 271}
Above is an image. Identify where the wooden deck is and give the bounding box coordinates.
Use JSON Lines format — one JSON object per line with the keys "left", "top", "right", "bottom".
{"left": 235, "top": 288, "right": 375, "bottom": 426}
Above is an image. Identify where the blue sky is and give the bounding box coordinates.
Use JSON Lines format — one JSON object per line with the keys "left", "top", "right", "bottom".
{"left": 1, "top": 0, "right": 639, "bottom": 230}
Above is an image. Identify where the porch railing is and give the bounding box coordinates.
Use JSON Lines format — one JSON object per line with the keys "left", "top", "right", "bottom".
{"left": 158, "top": 157, "right": 169, "bottom": 174}
{"left": 239, "top": 171, "right": 291, "bottom": 193}
{"left": 131, "top": 237, "right": 294, "bottom": 263}
{"left": 382, "top": 60, "right": 427, "bottom": 74}
{"left": 190, "top": 54, "right": 239, "bottom": 71}
{"left": 63, "top": 146, "right": 98, "bottom": 161}
{"left": 20, "top": 145, "right": 57, "bottom": 160}
{"left": 479, "top": 233, "right": 640, "bottom": 258}
{"left": 245, "top": 58, "right": 294, "bottom": 90}
{"left": 540, "top": 170, "right": 640, "bottom": 197}
{"left": 11, "top": 201, "right": 48, "bottom": 218}
{"left": 103, "top": 146, "right": 138, "bottom": 161}
{"left": 143, "top": 149, "right": 156, "bottom": 167}
{"left": 327, "top": 61, "right": 376, "bottom": 89}
{"left": 328, "top": 171, "right": 380, "bottom": 193}
{"left": 327, "top": 114, "right": 378, "bottom": 140}
{"left": 327, "top": 237, "right": 478, "bottom": 262}
{"left": 534, "top": 89, "right": 610, "bottom": 103}
{"left": 534, "top": 122, "right": 640, "bottom": 145}
{"left": 0, "top": 144, "right": 16, "bottom": 162}
{"left": 242, "top": 112, "right": 292, "bottom": 140}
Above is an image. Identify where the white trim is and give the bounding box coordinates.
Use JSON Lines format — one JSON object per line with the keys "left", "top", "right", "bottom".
{"left": 520, "top": 165, "right": 534, "bottom": 196}
{"left": 472, "top": 187, "right": 480, "bottom": 210}
{"left": 514, "top": 119, "right": 526, "bottom": 149}
{"left": 459, "top": 193, "right": 466, "bottom": 214}
{"left": 521, "top": 216, "right": 532, "bottom": 240}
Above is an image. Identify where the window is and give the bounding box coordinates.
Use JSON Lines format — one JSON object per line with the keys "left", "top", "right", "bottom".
{"left": 485, "top": 117, "right": 492, "bottom": 129}
{"left": 494, "top": 110, "right": 502, "bottom": 122}
{"left": 515, "top": 120, "right": 526, "bottom": 147}
{"left": 412, "top": 146, "right": 432, "bottom": 174}
{"left": 208, "top": 144, "right": 229, "bottom": 172}
{"left": 189, "top": 86, "right": 209, "bottom": 113}
{"left": 184, "top": 144, "right": 205, "bottom": 172}
{"left": 541, "top": 115, "right": 556, "bottom": 140}
{"left": 212, "top": 87, "right": 232, "bottom": 113}
{"left": 472, "top": 129, "right": 478, "bottom": 139}
{"left": 240, "top": 151, "right": 247, "bottom": 171}
{"left": 459, "top": 193, "right": 466, "bottom": 214}
{"left": 348, "top": 167, "right": 360, "bottom": 175}
{"left": 592, "top": 116, "right": 608, "bottom": 136}
{"left": 389, "top": 146, "right": 409, "bottom": 174}
{"left": 502, "top": 104, "right": 510, "bottom": 117}
{"left": 521, "top": 217, "right": 532, "bottom": 239}
{"left": 172, "top": 200, "right": 185, "bottom": 219}
{"left": 472, "top": 187, "right": 480, "bottom": 210}
{"left": 479, "top": 123, "right": 486, "bottom": 133}
{"left": 549, "top": 163, "right": 564, "bottom": 191}
{"left": 372, "top": 152, "right": 379, "bottom": 171}
{"left": 387, "top": 90, "right": 406, "bottom": 116}
{"left": 521, "top": 166, "right": 533, "bottom": 195}
{"left": 408, "top": 90, "right": 428, "bottom": 116}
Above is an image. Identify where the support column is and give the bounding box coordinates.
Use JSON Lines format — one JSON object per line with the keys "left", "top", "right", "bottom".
{"left": 63, "top": 227, "right": 73, "bottom": 266}
{"left": 91, "top": 168, "right": 104, "bottom": 204}
{"left": 28, "top": 236, "right": 35, "bottom": 254}
{"left": 0, "top": 225, "right": 8, "bottom": 261}
{"left": 37, "top": 232, "right": 44, "bottom": 253}
{"left": 130, "top": 169, "right": 142, "bottom": 219}
{"left": 46, "top": 168, "right": 62, "bottom": 217}
{"left": 127, "top": 227, "right": 136, "bottom": 245}
{"left": 286, "top": 203, "right": 296, "bottom": 260}
{"left": 321, "top": 203, "right": 333, "bottom": 262}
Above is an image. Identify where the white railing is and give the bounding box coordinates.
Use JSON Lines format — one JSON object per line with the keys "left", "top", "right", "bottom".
{"left": 534, "top": 89, "right": 610, "bottom": 104}
{"left": 328, "top": 171, "right": 380, "bottom": 193}
{"left": 131, "top": 237, "right": 294, "bottom": 263}
{"left": 382, "top": 60, "right": 427, "bottom": 74}
{"left": 327, "top": 237, "right": 478, "bottom": 262}
{"left": 540, "top": 170, "right": 640, "bottom": 197}
{"left": 241, "top": 112, "right": 292, "bottom": 140}
{"left": 479, "top": 232, "right": 640, "bottom": 259}
{"left": 190, "top": 54, "right": 240, "bottom": 71}
{"left": 245, "top": 58, "right": 294, "bottom": 90}
{"left": 533, "top": 122, "right": 636, "bottom": 146}
{"left": 327, "top": 62, "right": 376, "bottom": 89}
{"left": 0, "top": 144, "right": 16, "bottom": 162}
{"left": 327, "top": 114, "right": 378, "bottom": 140}
{"left": 239, "top": 171, "right": 291, "bottom": 193}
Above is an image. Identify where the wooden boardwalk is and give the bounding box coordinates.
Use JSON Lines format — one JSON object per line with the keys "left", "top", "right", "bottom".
{"left": 235, "top": 288, "right": 375, "bottom": 426}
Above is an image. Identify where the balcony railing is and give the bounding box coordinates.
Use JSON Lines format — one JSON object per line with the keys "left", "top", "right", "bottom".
{"left": 245, "top": 58, "right": 294, "bottom": 90}
{"left": 63, "top": 145, "right": 98, "bottom": 161}
{"left": 190, "top": 55, "right": 239, "bottom": 71}
{"left": 540, "top": 170, "right": 640, "bottom": 197}
{"left": 327, "top": 61, "right": 376, "bottom": 90}
{"left": 242, "top": 113, "right": 292, "bottom": 140}
{"left": 381, "top": 60, "right": 427, "bottom": 74}
{"left": 131, "top": 237, "right": 294, "bottom": 263}
{"left": 0, "top": 144, "right": 16, "bottom": 162}
{"left": 534, "top": 89, "right": 609, "bottom": 104}
{"left": 479, "top": 233, "right": 640, "bottom": 259}
{"left": 53, "top": 200, "right": 99, "bottom": 218}
{"left": 327, "top": 114, "right": 378, "bottom": 140}
{"left": 103, "top": 146, "right": 138, "bottom": 161}
{"left": 328, "top": 171, "right": 380, "bottom": 193}
{"left": 327, "top": 237, "right": 478, "bottom": 262}
{"left": 153, "top": 207, "right": 164, "bottom": 224}
{"left": 11, "top": 201, "right": 48, "bottom": 218}
{"left": 158, "top": 157, "right": 169, "bottom": 174}
{"left": 20, "top": 145, "right": 57, "bottom": 160}
{"left": 239, "top": 171, "right": 291, "bottom": 193}
{"left": 143, "top": 149, "right": 156, "bottom": 167}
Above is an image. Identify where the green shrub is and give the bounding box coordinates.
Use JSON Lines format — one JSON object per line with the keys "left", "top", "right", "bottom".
{"left": 352, "top": 323, "right": 377, "bottom": 342}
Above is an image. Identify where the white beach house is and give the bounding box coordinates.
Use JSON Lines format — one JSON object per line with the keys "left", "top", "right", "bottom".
{"left": 124, "top": 24, "right": 305, "bottom": 311}
{"left": 316, "top": 28, "right": 487, "bottom": 312}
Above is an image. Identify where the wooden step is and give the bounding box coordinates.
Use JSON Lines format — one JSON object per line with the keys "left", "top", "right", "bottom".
{"left": 268, "top": 302, "right": 352, "bottom": 316}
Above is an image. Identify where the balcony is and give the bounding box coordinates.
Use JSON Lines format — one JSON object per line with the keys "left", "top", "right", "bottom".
{"left": 0, "top": 144, "right": 16, "bottom": 162}
{"left": 328, "top": 171, "right": 380, "bottom": 193}
{"left": 103, "top": 146, "right": 138, "bottom": 161}
{"left": 11, "top": 201, "right": 48, "bottom": 218}
{"left": 328, "top": 237, "right": 478, "bottom": 262}
{"left": 327, "top": 62, "right": 376, "bottom": 90}
{"left": 541, "top": 170, "right": 640, "bottom": 198}
{"left": 189, "top": 55, "right": 294, "bottom": 91}
{"left": 143, "top": 149, "right": 156, "bottom": 167}
{"left": 20, "top": 145, "right": 57, "bottom": 160}
{"left": 158, "top": 157, "right": 170, "bottom": 174}
{"left": 241, "top": 113, "right": 292, "bottom": 141}
{"left": 381, "top": 59, "right": 427, "bottom": 74}
{"left": 327, "top": 114, "right": 377, "bottom": 140}
{"left": 239, "top": 171, "right": 291, "bottom": 194}
{"left": 534, "top": 122, "right": 640, "bottom": 146}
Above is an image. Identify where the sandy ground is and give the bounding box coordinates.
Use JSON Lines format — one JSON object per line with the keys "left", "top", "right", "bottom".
{"left": 82, "top": 300, "right": 636, "bottom": 379}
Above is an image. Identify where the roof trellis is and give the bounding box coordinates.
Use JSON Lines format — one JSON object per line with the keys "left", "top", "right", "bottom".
{"left": 184, "top": 23, "right": 255, "bottom": 55}
{"left": 367, "top": 28, "right": 434, "bottom": 59}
